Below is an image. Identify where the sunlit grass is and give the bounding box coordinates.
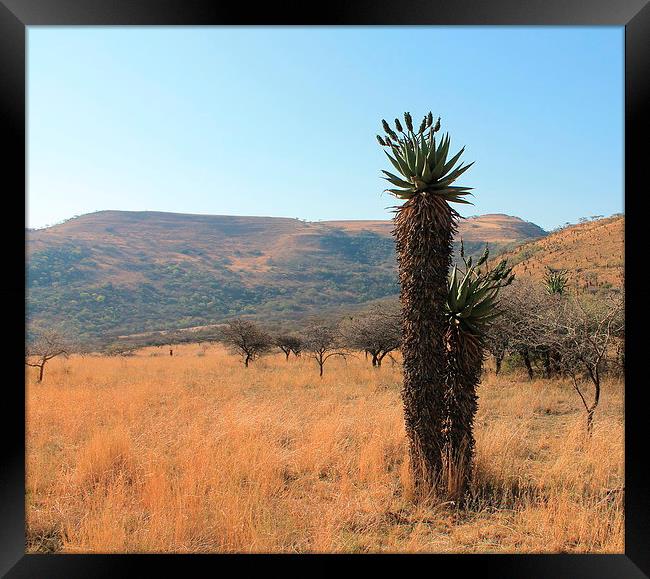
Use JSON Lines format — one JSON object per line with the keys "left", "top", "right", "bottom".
{"left": 26, "top": 344, "right": 623, "bottom": 553}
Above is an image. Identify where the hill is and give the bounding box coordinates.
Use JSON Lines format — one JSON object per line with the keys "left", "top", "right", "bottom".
{"left": 27, "top": 211, "right": 545, "bottom": 342}
{"left": 494, "top": 214, "right": 624, "bottom": 292}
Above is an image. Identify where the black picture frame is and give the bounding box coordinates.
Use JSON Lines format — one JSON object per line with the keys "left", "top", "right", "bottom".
{"left": 2, "top": 1, "right": 647, "bottom": 576}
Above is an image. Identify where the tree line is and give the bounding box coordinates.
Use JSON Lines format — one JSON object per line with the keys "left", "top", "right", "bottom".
{"left": 217, "top": 301, "right": 401, "bottom": 377}
{"left": 485, "top": 269, "right": 624, "bottom": 434}
{"left": 26, "top": 265, "right": 623, "bottom": 446}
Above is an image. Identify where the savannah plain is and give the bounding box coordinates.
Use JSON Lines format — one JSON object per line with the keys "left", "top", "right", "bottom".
{"left": 26, "top": 342, "right": 623, "bottom": 553}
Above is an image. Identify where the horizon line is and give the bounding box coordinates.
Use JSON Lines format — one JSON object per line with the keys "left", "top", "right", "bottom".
{"left": 26, "top": 208, "right": 624, "bottom": 232}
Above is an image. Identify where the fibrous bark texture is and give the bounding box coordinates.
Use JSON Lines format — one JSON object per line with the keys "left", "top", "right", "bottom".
{"left": 442, "top": 327, "right": 483, "bottom": 500}
{"left": 393, "top": 195, "right": 457, "bottom": 495}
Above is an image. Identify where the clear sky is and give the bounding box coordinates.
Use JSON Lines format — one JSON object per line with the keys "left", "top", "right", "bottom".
{"left": 27, "top": 26, "right": 624, "bottom": 231}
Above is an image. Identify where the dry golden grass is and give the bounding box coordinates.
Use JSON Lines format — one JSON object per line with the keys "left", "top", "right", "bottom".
{"left": 26, "top": 344, "right": 624, "bottom": 553}
{"left": 498, "top": 214, "right": 624, "bottom": 288}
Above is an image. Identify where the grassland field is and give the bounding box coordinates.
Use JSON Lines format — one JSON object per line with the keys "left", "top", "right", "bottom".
{"left": 26, "top": 343, "right": 623, "bottom": 553}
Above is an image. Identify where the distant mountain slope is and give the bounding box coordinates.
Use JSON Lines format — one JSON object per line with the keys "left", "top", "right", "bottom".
{"left": 494, "top": 214, "right": 624, "bottom": 291}
{"left": 26, "top": 210, "right": 545, "bottom": 342}
{"left": 321, "top": 213, "right": 546, "bottom": 243}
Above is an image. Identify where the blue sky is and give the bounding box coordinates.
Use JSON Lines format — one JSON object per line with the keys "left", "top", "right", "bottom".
{"left": 27, "top": 26, "right": 624, "bottom": 231}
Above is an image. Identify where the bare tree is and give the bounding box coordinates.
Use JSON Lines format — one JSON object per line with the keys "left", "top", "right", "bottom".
{"left": 512, "top": 283, "right": 553, "bottom": 380}
{"left": 489, "top": 279, "right": 557, "bottom": 379}
{"left": 25, "top": 328, "right": 75, "bottom": 382}
{"left": 302, "top": 322, "right": 348, "bottom": 378}
{"left": 339, "top": 303, "right": 401, "bottom": 367}
{"left": 554, "top": 293, "right": 624, "bottom": 434}
{"left": 221, "top": 319, "right": 272, "bottom": 367}
{"left": 274, "top": 334, "right": 303, "bottom": 360}
{"left": 484, "top": 318, "right": 510, "bottom": 375}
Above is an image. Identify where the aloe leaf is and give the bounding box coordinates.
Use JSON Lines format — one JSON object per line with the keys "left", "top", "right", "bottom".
{"left": 422, "top": 153, "right": 433, "bottom": 181}
{"left": 459, "top": 302, "right": 475, "bottom": 318}
{"left": 477, "top": 245, "right": 489, "bottom": 267}
{"left": 414, "top": 142, "right": 423, "bottom": 176}
{"left": 381, "top": 170, "right": 414, "bottom": 189}
{"left": 404, "top": 142, "right": 416, "bottom": 174}
{"left": 384, "top": 150, "right": 409, "bottom": 178}
{"left": 385, "top": 188, "right": 414, "bottom": 198}
{"left": 437, "top": 134, "right": 451, "bottom": 167}
{"left": 444, "top": 196, "right": 474, "bottom": 205}
{"left": 448, "top": 267, "right": 459, "bottom": 311}
{"left": 420, "top": 133, "right": 429, "bottom": 159}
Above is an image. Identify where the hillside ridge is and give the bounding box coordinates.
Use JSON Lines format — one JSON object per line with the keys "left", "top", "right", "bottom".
{"left": 493, "top": 214, "right": 624, "bottom": 291}
{"left": 26, "top": 210, "right": 556, "bottom": 342}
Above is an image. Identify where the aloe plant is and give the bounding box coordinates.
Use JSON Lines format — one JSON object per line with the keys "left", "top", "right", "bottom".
{"left": 378, "top": 112, "right": 473, "bottom": 204}
{"left": 442, "top": 243, "right": 514, "bottom": 498}
{"left": 544, "top": 267, "right": 569, "bottom": 295}
{"left": 378, "top": 112, "right": 473, "bottom": 494}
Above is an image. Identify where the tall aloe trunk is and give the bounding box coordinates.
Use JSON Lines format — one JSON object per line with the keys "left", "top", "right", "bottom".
{"left": 394, "top": 195, "right": 457, "bottom": 493}
{"left": 443, "top": 246, "right": 514, "bottom": 501}
{"left": 378, "top": 113, "right": 513, "bottom": 504}
{"left": 377, "top": 111, "right": 474, "bottom": 497}
{"left": 442, "top": 328, "right": 482, "bottom": 500}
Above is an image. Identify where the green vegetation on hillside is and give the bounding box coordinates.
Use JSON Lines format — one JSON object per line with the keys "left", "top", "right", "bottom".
{"left": 26, "top": 212, "right": 547, "bottom": 344}
{"left": 27, "top": 231, "right": 400, "bottom": 343}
